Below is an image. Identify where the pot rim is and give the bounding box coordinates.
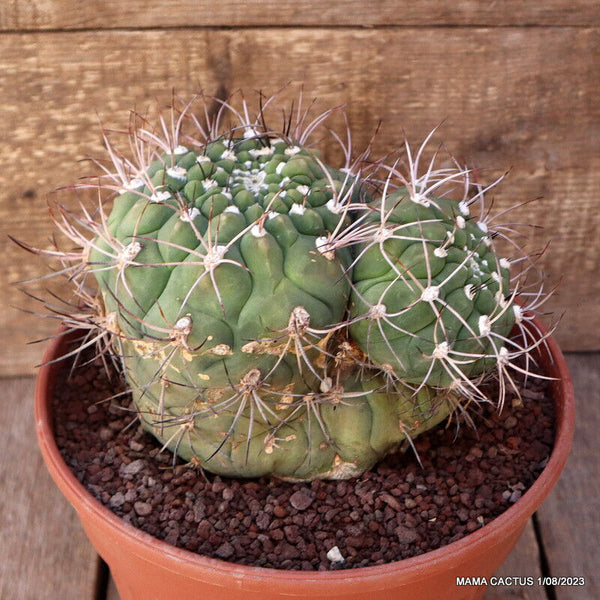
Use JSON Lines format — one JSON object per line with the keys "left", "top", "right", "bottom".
{"left": 34, "top": 314, "right": 574, "bottom": 584}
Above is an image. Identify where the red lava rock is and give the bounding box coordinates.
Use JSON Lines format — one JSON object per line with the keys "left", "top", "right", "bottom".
{"left": 134, "top": 501, "right": 152, "bottom": 516}
{"left": 290, "top": 490, "right": 314, "bottom": 511}
{"left": 215, "top": 542, "right": 235, "bottom": 559}
{"left": 379, "top": 493, "right": 403, "bottom": 512}
{"left": 52, "top": 349, "right": 555, "bottom": 572}
{"left": 120, "top": 459, "right": 146, "bottom": 476}
{"left": 395, "top": 525, "right": 418, "bottom": 544}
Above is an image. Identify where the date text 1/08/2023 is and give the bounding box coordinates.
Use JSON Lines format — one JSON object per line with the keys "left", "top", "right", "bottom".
{"left": 455, "top": 576, "right": 586, "bottom": 587}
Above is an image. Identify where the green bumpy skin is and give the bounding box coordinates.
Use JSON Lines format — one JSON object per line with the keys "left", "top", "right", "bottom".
{"left": 132, "top": 367, "right": 453, "bottom": 480}
{"left": 93, "top": 138, "right": 354, "bottom": 387}
{"left": 88, "top": 137, "right": 452, "bottom": 479}
{"left": 349, "top": 188, "right": 517, "bottom": 387}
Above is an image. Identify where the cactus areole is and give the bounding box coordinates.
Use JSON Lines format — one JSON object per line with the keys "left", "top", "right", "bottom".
{"left": 36, "top": 92, "right": 548, "bottom": 480}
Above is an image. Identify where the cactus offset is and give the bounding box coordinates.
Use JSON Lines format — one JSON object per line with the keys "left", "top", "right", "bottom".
{"left": 21, "top": 91, "right": 550, "bottom": 480}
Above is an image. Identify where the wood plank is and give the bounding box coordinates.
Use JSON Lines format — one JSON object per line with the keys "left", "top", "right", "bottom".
{"left": 1, "top": 0, "right": 598, "bottom": 30}
{"left": 534, "top": 353, "right": 600, "bottom": 599}
{"left": 484, "top": 519, "right": 547, "bottom": 599}
{"left": 0, "top": 377, "right": 100, "bottom": 599}
{"left": 106, "top": 574, "right": 120, "bottom": 600}
{"left": 1, "top": 26, "right": 599, "bottom": 375}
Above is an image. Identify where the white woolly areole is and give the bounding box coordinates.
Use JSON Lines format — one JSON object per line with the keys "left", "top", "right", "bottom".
{"left": 326, "top": 198, "right": 343, "bottom": 214}
{"left": 478, "top": 315, "right": 492, "bottom": 337}
{"left": 446, "top": 231, "right": 455, "bottom": 244}
{"left": 121, "top": 241, "right": 142, "bottom": 261}
{"left": 289, "top": 203, "right": 306, "bottom": 215}
{"left": 458, "top": 200, "right": 470, "bottom": 216}
{"left": 296, "top": 185, "right": 310, "bottom": 196}
{"left": 499, "top": 257, "right": 511, "bottom": 269}
{"left": 173, "top": 145, "right": 188, "bottom": 155}
{"left": 495, "top": 291, "right": 509, "bottom": 308}
{"left": 203, "top": 245, "right": 228, "bottom": 269}
{"left": 224, "top": 205, "right": 241, "bottom": 214}
{"left": 421, "top": 285, "right": 440, "bottom": 302}
{"left": 411, "top": 192, "right": 431, "bottom": 207}
{"left": 456, "top": 216, "right": 466, "bottom": 229}
{"left": 174, "top": 316, "right": 192, "bottom": 331}
{"left": 249, "top": 146, "right": 275, "bottom": 158}
{"left": 284, "top": 146, "right": 301, "bottom": 156}
{"left": 498, "top": 346, "right": 510, "bottom": 365}
{"left": 320, "top": 376, "right": 333, "bottom": 394}
{"left": 434, "top": 247, "right": 448, "bottom": 258}
{"left": 122, "top": 177, "right": 145, "bottom": 192}
{"left": 243, "top": 127, "right": 260, "bottom": 139}
{"left": 478, "top": 221, "right": 489, "bottom": 233}
{"left": 275, "top": 161, "right": 286, "bottom": 175}
{"left": 432, "top": 341, "right": 450, "bottom": 360}
{"left": 315, "top": 236, "right": 335, "bottom": 260}
{"left": 150, "top": 190, "right": 172, "bottom": 203}
{"left": 464, "top": 284, "right": 476, "bottom": 300}
{"left": 220, "top": 149, "right": 236, "bottom": 161}
{"left": 180, "top": 207, "right": 200, "bottom": 222}
{"left": 513, "top": 303, "right": 523, "bottom": 323}
{"left": 368, "top": 303, "right": 387, "bottom": 319}
{"left": 196, "top": 155, "right": 211, "bottom": 164}
{"left": 179, "top": 206, "right": 200, "bottom": 223}
{"left": 374, "top": 227, "right": 393, "bottom": 243}
{"left": 167, "top": 166, "right": 187, "bottom": 181}
{"left": 289, "top": 306, "right": 311, "bottom": 333}
{"left": 251, "top": 224, "right": 267, "bottom": 238}
{"left": 202, "top": 178, "right": 218, "bottom": 191}
{"left": 491, "top": 271, "right": 500, "bottom": 282}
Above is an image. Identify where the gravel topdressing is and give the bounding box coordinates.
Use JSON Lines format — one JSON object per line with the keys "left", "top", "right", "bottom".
{"left": 53, "top": 353, "right": 554, "bottom": 571}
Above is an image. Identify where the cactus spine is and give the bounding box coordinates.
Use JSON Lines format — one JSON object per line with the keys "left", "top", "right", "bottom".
{"left": 25, "top": 91, "right": 549, "bottom": 480}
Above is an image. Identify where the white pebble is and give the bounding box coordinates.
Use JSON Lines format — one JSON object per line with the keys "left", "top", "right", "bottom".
{"left": 326, "top": 546, "right": 345, "bottom": 564}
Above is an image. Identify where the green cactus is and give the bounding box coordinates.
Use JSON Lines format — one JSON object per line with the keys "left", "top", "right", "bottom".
{"left": 24, "top": 92, "right": 546, "bottom": 480}
{"left": 348, "top": 186, "right": 517, "bottom": 389}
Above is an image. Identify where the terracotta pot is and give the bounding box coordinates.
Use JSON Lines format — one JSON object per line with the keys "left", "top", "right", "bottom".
{"left": 35, "top": 316, "right": 574, "bottom": 600}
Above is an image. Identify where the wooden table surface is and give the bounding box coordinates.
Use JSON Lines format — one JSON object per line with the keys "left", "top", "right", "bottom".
{"left": 1, "top": 353, "right": 597, "bottom": 600}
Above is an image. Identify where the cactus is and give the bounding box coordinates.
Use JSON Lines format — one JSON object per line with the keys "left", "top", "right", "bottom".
{"left": 21, "top": 91, "right": 549, "bottom": 480}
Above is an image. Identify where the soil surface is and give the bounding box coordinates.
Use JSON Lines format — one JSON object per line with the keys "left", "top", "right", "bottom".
{"left": 52, "top": 351, "right": 554, "bottom": 571}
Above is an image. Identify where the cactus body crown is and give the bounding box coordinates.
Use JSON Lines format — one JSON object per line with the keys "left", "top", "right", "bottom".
{"left": 25, "top": 91, "right": 550, "bottom": 480}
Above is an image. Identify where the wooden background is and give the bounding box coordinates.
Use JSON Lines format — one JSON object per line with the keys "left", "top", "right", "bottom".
{"left": 1, "top": 1, "right": 599, "bottom": 376}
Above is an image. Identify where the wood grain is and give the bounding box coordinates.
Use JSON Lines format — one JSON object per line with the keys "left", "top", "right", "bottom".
{"left": 1, "top": 26, "right": 598, "bottom": 375}
{"left": 535, "top": 353, "right": 600, "bottom": 599}
{"left": 106, "top": 574, "right": 120, "bottom": 600}
{"left": 0, "top": 377, "right": 100, "bottom": 599}
{"left": 1, "top": 0, "right": 599, "bottom": 30}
